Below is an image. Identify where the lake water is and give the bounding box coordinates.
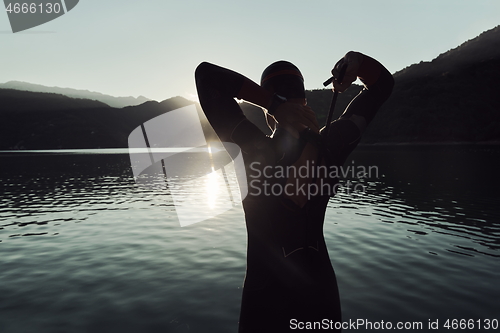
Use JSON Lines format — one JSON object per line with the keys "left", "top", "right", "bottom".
{"left": 1, "top": 145, "right": 499, "bottom": 332}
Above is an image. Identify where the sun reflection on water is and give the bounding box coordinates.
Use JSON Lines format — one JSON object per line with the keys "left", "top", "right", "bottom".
{"left": 206, "top": 170, "right": 221, "bottom": 209}
{"left": 206, "top": 144, "right": 221, "bottom": 210}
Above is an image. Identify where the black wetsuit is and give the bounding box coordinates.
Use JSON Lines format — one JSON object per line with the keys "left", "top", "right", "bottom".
{"left": 195, "top": 62, "right": 393, "bottom": 332}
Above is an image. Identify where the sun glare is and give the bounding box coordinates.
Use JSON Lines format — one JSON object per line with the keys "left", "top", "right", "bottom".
{"left": 185, "top": 93, "right": 199, "bottom": 103}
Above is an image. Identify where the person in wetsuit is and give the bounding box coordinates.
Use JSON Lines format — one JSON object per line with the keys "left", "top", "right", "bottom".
{"left": 195, "top": 51, "right": 394, "bottom": 332}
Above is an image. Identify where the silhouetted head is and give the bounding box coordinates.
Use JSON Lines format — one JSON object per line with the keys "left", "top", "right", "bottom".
{"left": 261, "top": 61, "right": 305, "bottom": 104}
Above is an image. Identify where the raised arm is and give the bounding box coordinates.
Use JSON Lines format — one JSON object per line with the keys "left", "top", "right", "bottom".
{"left": 195, "top": 62, "right": 267, "bottom": 153}
{"left": 322, "top": 52, "right": 394, "bottom": 163}
{"left": 330, "top": 51, "right": 394, "bottom": 130}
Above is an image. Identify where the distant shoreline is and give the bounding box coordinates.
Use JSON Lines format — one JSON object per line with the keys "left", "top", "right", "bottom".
{"left": 1, "top": 141, "right": 499, "bottom": 155}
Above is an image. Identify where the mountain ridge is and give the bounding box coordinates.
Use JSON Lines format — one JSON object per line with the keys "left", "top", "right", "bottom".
{"left": 0, "top": 81, "right": 151, "bottom": 108}
{"left": 393, "top": 25, "right": 500, "bottom": 80}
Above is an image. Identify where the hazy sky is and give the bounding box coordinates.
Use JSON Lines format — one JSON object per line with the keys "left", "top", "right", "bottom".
{"left": 1, "top": 0, "right": 499, "bottom": 102}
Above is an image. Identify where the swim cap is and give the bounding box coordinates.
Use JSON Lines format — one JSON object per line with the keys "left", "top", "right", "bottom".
{"left": 261, "top": 61, "right": 305, "bottom": 99}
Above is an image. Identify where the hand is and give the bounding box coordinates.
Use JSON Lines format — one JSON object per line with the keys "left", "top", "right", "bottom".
{"left": 331, "top": 51, "right": 363, "bottom": 92}
{"left": 273, "top": 102, "right": 319, "bottom": 138}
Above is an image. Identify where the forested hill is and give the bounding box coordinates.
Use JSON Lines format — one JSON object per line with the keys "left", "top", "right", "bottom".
{"left": 394, "top": 25, "right": 500, "bottom": 81}
{"left": 306, "top": 25, "right": 500, "bottom": 143}
{"left": 0, "top": 91, "right": 194, "bottom": 149}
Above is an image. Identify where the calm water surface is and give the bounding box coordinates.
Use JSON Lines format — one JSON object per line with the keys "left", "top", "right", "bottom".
{"left": 0, "top": 145, "right": 499, "bottom": 332}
